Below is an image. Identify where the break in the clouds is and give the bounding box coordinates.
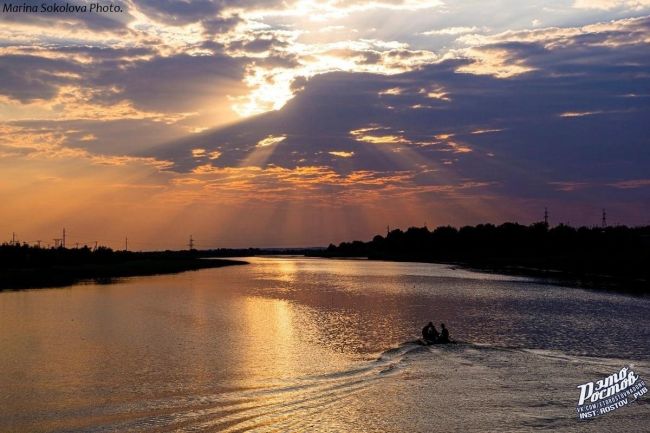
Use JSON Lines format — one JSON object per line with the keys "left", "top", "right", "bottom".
{"left": 0, "top": 0, "right": 649, "bottom": 247}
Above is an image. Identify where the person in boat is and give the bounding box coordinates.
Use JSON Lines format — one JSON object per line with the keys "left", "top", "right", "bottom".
{"left": 428, "top": 324, "right": 440, "bottom": 343}
{"left": 439, "top": 323, "right": 450, "bottom": 343}
{"left": 422, "top": 322, "right": 439, "bottom": 343}
{"left": 422, "top": 322, "right": 433, "bottom": 341}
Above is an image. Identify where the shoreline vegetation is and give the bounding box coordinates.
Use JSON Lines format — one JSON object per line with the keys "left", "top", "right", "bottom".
{"left": 309, "top": 222, "right": 650, "bottom": 294}
{"left": 0, "top": 246, "right": 247, "bottom": 291}
{"left": 3, "top": 222, "right": 649, "bottom": 293}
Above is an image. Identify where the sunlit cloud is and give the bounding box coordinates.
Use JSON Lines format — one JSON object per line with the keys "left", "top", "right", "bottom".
{"left": 455, "top": 48, "right": 535, "bottom": 78}
{"left": 0, "top": 123, "right": 173, "bottom": 169}
{"left": 257, "top": 134, "right": 287, "bottom": 147}
{"left": 421, "top": 86, "right": 452, "bottom": 101}
{"left": 559, "top": 111, "right": 604, "bottom": 117}
{"left": 422, "top": 26, "right": 481, "bottom": 36}
{"left": 329, "top": 151, "right": 355, "bottom": 158}
{"left": 229, "top": 37, "right": 439, "bottom": 116}
{"left": 208, "top": 150, "right": 223, "bottom": 160}
{"left": 445, "top": 142, "right": 473, "bottom": 154}
{"left": 79, "top": 134, "right": 97, "bottom": 142}
{"left": 434, "top": 133, "right": 455, "bottom": 140}
{"left": 238, "top": 0, "right": 443, "bottom": 20}
{"left": 455, "top": 16, "right": 650, "bottom": 49}
{"left": 0, "top": 86, "right": 190, "bottom": 123}
{"left": 379, "top": 87, "right": 405, "bottom": 96}
{"left": 350, "top": 126, "right": 410, "bottom": 144}
{"left": 573, "top": 0, "right": 650, "bottom": 10}
{"left": 471, "top": 128, "right": 504, "bottom": 135}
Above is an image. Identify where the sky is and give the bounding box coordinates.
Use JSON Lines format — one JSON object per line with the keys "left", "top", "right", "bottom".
{"left": 0, "top": 0, "right": 649, "bottom": 249}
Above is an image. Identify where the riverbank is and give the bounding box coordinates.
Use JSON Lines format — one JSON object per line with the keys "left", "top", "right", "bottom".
{"left": 0, "top": 246, "right": 247, "bottom": 291}
{"left": 307, "top": 253, "right": 648, "bottom": 294}
{"left": 446, "top": 259, "right": 648, "bottom": 294}
{"left": 310, "top": 223, "right": 650, "bottom": 294}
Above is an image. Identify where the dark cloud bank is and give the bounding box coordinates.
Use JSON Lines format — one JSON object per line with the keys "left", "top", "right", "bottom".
{"left": 152, "top": 17, "right": 650, "bottom": 212}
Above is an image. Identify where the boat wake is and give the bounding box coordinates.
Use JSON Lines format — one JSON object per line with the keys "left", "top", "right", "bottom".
{"left": 63, "top": 341, "right": 649, "bottom": 433}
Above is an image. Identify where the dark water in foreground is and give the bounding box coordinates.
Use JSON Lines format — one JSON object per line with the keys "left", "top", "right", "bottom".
{"left": 1, "top": 257, "right": 649, "bottom": 432}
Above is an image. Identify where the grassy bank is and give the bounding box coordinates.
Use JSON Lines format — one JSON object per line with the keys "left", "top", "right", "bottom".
{"left": 0, "top": 245, "right": 246, "bottom": 290}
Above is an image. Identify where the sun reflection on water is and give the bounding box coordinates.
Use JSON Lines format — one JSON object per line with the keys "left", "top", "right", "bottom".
{"left": 2, "top": 258, "right": 650, "bottom": 432}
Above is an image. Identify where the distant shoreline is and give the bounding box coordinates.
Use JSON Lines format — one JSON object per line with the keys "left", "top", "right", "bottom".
{"left": 0, "top": 250, "right": 247, "bottom": 291}
{"left": 308, "top": 222, "right": 650, "bottom": 295}
{"left": 4, "top": 221, "right": 649, "bottom": 295}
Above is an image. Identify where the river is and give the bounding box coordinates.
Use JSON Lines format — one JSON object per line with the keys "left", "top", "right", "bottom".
{"left": 1, "top": 257, "right": 649, "bottom": 432}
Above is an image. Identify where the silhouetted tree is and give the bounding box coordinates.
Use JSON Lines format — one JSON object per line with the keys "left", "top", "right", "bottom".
{"left": 319, "top": 222, "right": 650, "bottom": 290}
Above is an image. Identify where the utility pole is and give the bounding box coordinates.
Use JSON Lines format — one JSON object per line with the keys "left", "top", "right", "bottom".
{"left": 602, "top": 209, "right": 607, "bottom": 229}
{"left": 93, "top": 241, "right": 98, "bottom": 251}
{"left": 62, "top": 228, "right": 66, "bottom": 248}
{"left": 125, "top": 236, "right": 128, "bottom": 251}
{"left": 11, "top": 232, "right": 15, "bottom": 246}
{"left": 35, "top": 240, "right": 41, "bottom": 248}
{"left": 188, "top": 235, "right": 195, "bottom": 250}
{"left": 544, "top": 207, "right": 549, "bottom": 227}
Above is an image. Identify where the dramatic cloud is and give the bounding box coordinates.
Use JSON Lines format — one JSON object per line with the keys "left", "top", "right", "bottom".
{"left": 146, "top": 16, "right": 650, "bottom": 226}
{"left": 573, "top": 0, "right": 650, "bottom": 10}
{"left": 1, "top": 1, "right": 649, "bottom": 247}
{"left": 0, "top": 54, "right": 83, "bottom": 102}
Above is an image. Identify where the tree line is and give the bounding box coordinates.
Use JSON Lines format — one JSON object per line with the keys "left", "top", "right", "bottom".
{"left": 318, "top": 223, "right": 650, "bottom": 291}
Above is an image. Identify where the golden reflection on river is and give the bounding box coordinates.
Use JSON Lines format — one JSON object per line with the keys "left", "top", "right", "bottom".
{"left": 1, "top": 257, "right": 650, "bottom": 432}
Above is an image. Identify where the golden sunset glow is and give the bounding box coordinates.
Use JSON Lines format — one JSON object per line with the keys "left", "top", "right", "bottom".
{"left": 2, "top": 4, "right": 650, "bottom": 433}
{"left": 0, "top": 0, "right": 648, "bottom": 248}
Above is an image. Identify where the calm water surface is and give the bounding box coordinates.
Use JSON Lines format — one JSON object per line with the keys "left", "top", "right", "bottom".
{"left": 1, "top": 257, "right": 649, "bottom": 432}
